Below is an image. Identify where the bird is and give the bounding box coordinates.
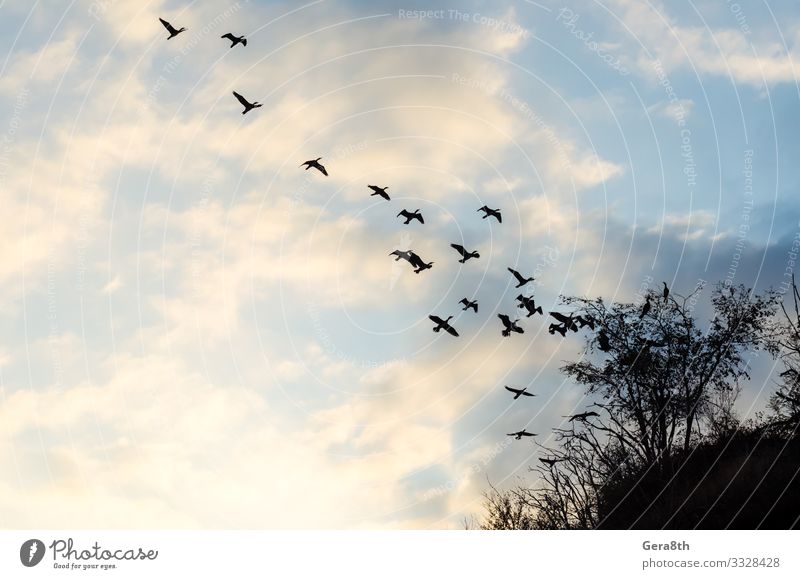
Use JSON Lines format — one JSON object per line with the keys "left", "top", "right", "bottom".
{"left": 550, "top": 312, "right": 579, "bottom": 332}
{"left": 498, "top": 314, "right": 524, "bottom": 337}
{"left": 429, "top": 315, "right": 459, "bottom": 337}
{"left": 567, "top": 411, "right": 600, "bottom": 422}
{"left": 368, "top": 185, "right": 390, "bottom": 200}
{"left": 459, "top": 298, "right": 478, "bottom": 313}
{"left": 390, "top": 250, "right": 413, "bottom": 263}
{"left": 539, "top": 457, "right": 562, "bottom": 467}
{"left": 640, "top": 295, "right": 652, "bottom": 319}
{"left": 451, "top": 243, "right": 480, "bottom": 263}
{"left": 597, "top": 330, "right": 611, "bottom": 352}
{"left": 662, "top": 282, "right": 670, "bottom": 303}
{"left": 504, "top": 386, "right": 535, "bottom": 400}
{"left": 221, "top": 32, "right": 247, "bottom": 47}
{"left": 409, "top": 252, "right": 433, "bottom": 274}
{"left": 575, "top": 315, "right": 595, "bottom": 330}
{"left": 159, "top": 18, "right": 186, "bottom": 39}
{"left": 301, "top": 158, "right": 328, "bottom": 176}
{"left": 548, "top": 323, "right": 567, "bottom": 337}
{"left": 478, "top": 206, "right": 502, "bottom": 223}
{"left": 397, "top": 209, "right": 423, "bottom": 224}
{"left": 507, "top": 430, "right": 537, "bottom": 440}
{"left": 232, "top": 91, "right": 262, "bottom": 114}
{"left": 517, "top": 295, "right": 543, "bottom": 317}
{"left": 508, "top": 267, "right": 535, "bottom": 288}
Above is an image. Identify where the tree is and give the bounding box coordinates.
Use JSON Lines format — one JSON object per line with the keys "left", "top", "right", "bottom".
{"left": 479, "top": 283, "right": 781, "bottom": 529}
{"left": 768, "top": 275, "right": 800, "bottom": 436}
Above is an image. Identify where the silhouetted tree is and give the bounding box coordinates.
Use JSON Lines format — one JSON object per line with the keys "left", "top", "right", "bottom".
{"left": 767, "top": 275, "right": 800, "bottom": 437}
{"left": 479, "top": 283, "right": 783, "bottom": 529}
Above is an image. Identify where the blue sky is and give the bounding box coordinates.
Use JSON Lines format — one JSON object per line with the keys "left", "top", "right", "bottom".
{"left": 0, "top": 0, "right": 799, "bottom": 528}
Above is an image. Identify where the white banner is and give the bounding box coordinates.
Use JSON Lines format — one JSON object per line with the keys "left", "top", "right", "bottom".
{"left": 0, "top": 531, "right": 797, "bottom": 578}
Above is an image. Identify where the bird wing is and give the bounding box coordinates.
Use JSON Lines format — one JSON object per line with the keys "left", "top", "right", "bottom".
{"left": 451, "top": 244, "right": 466, "bottom": 256}
{"left": 521, "top": 391, "right": 534, "bottom": 397}
{"left": 241, "top": 38, "right": 247, "bottom": 46}
{"left": 429, "top": 315, "right": 443, "bottom": 325}
{"left": 232, "top": 91, "right": 249, "bottom": 107}
{"left": 418, "top": 214, "right": 424, "bottom": 224}
{"left": 521, "top": 431, "right": 535, "bottom": 437}
{"left": 160, "top": 18, "right": 178, "bottom": 34}
{"left": 408, "top": 253, "right": 425, "bottom": 267}
{"left": 473, "top": 302, "right": 478, "bottom": 312}
{"left": 508, "top": 267, "right": 522, "bottom": 281}
{"left": 221, "top": 33, "right": 235, "bottom": 40}
{"left": 505, "top": 386, "right": 522, "bottom": 395}
{"left": 446, "top": 326, "right": 459, "bottom": 337}
{"left": 496, "top": 212, "right": 502, "bottom": 223}
{"left": 550, "top": 312, "right": 570, "bottom": 323}
{"left": 397, "top": 211, "right": 407, "bottom": 217}
{"left": 459, "top": 299, "right": 468, "bottom": 306}
{"left": 498, "top": 314, "right": 511, "bottom": 326}
{"left": 317, "top": 164, "right": 328, "bottom": 176}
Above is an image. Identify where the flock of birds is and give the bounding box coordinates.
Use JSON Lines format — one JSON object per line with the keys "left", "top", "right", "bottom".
{"left": 158, "top": 16, "right": 670, "bottom": 463}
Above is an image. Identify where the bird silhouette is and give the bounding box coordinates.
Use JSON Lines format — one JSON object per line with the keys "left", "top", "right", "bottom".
{"left": 550, "top": 312, "right": 579, "bottom": 332}
{"left": 663, "top": 282, "right": 670, "bottom": 303}
{"left": 507, "top": 430, "right": 537, "bottom": 440}
{"left": 451, "top": 243, "right": 480, "bottom": 263}
{"left": 459, "top": 298, "right": 478, "bottom": 313}
{"left": 409, "top": 252, "right": 433, "bottom": 273}
{"left": 368, "top": 185, "right": 390, "bottom": 200}
{"left": 508, "top": 267, "right": 535, "bottom": 288}
{"left": 429, "top": 315, "right": 459, "bottom": 337}
{"left": 390, "top": 250, "right": 413, "bottom": 263}
{"left": 575, "top": 315, "right": 595, "bottom": 330}
{"left": 539, "top": 457, "right": 562, "bottom": 467}
{"left": 548, "top": 323, "right": 567, "bottom": 337}
{"left": 517, "top": 295, "right": 543, "bottom": 317}
{"left": 567, "top": 411, "right": 600, "bottom": 422}
{"left": 478, "top": 206, "right": 502, "bottom": 223}
{"left": 301, "top": 158, "right": 328, "bottom": 176}
{"left": 221, "top": 33, "right": 247, "bottom": 47}
{"left": 597, "top": 330, "right": 611, "bottom": 352}
{"left": 397, "top": 209, "right": 423, "bottom": 224}
{"left": 504, "top": 386, "right": 535, "bottom": 400}
{"left": 498, "top": 314, "right": 524, "bottom": 337}
{"left": 640, "top": 295, "right": 652, "bottom": 319}
{"left": 232, "top": 91, "right": 261, "bottom": 114}
{"left": 159, "top": 18, "right": 186, "bottom": 39}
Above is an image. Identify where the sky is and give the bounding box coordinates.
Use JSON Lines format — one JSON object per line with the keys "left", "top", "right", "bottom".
{"left": 0, "top": 0, "right": 799, "bottom": 529}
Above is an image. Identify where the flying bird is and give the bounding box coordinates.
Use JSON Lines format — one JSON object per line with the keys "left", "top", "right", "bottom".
{"left": 575, "top": 315, "right": 595, "bottom": 330}
{"left": 390, "top": 250, "right": 413, "bottom": 263}
{"left": 498, "top": 314, "right": 524, "bottom": 337}
{"left": 221, "top": 33, "right": 247, "bottom": 47}
{"left": 550, "top": 312, "right": 579, "bottom": 332}
{"left": 640, "top": 295, "right": 652, "bottom": 319}
{"left": 567, "top": 411, "right": 600, "bottom": 422}
{"left": 508, "top": 267, "right": 535, "bottom": 288}
{"left": 397, "top": 209, "right": 423, "bottom": 224}
{"left": 159, "top": 18, "right": 186, "bottom": 39}
{"left": 232, "top": 91, "right": 262, "bottom": 114}
{"left": 429, "top": 315, "right": 459, "bottom": 337}
{"left": 663, "top": 282, "right": 670, "bottom": 303}
{"left": 368, "top": 185, "right": 390, "bottom": 200}
{"left": 478, "top": 206, "right": 502, "bottom": 223}
{"left": 507, "top": 430, "right": 537, "bottom": 440}
{"left": 301, "top": 157, "right": 328, "bottom": 176}
{"left": 539, "top": 458, "right": 562, "bottom": 467}
{"left": 504, "top": 386, "right": 535, "bottom": 400}
{"left": 459, "top": 298, "right": 478, "bottom": 313}
{"left": 517, "top": 295, "right": 543, "bottom": 317}
{"left": 451, "top": 243, "right": 480, "bottom": 263}
{"left": 548, "top": 323, "right": 568, "bottom": 337}
{"left": 409, "top": 252, "right": 433, "bottom": 274}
